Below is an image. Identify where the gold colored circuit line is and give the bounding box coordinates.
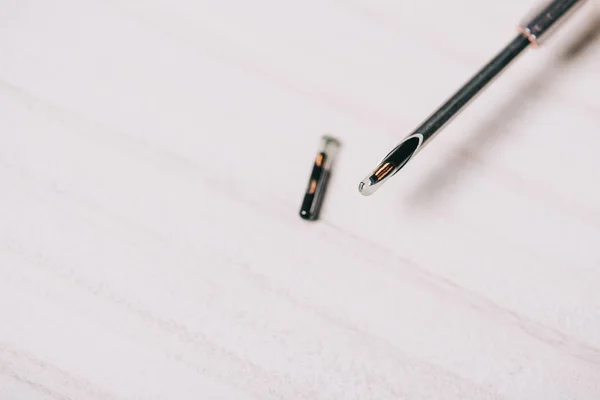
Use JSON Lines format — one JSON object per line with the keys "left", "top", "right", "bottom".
{"left": 308, "top": 180, "right": 317, "bottom": 194}
{"left": 373, "top": 162, "right": 394, "bottom": 180}
{"left": 315, "top": 153, "right": 324, "bottom": 167}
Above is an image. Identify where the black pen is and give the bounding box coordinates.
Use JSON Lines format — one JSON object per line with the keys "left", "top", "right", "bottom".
{"left": 359, "top": 0, "right": 587, "bottom": 196}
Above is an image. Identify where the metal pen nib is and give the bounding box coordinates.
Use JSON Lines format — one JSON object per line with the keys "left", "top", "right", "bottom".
{"left": 359, "top": 0, "right": 587, "bottom": 196}
{"left": 359, "top": 134, "right": 423, "bottom": 195}
{"left": 359, "top": 162, "right": 394, "bottom": 196}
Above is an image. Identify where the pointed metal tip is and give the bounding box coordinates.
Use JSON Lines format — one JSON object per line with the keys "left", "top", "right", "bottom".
{"left": 358, "top": 177, "right": 375, "bottom": 196}
{"left": 359, "top": 134, "right": 424, "bottom": 196}
{"left": 358, "top": 162, "right": 395, "bottom": 196}
{"left": 358, "top": 174, "right": 388, "bottom": 196}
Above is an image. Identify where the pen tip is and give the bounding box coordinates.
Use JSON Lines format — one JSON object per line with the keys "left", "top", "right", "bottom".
{"left": 359, "top": 134, "right": 423, "bottom": 196}
{"left": 358, "top": 178, "right": 376, "bottom": 196}
{"left": 358, "top": 161, "right": 395, "bottom": 196}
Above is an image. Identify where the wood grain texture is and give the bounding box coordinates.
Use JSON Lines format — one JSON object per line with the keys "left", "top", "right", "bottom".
{"left": 1, "top": 0, "right": 600, "bottom": 398}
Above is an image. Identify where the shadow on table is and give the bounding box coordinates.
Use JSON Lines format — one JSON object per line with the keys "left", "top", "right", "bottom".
{"left": 405, "top": 12, "right": 600, "bottom": 209}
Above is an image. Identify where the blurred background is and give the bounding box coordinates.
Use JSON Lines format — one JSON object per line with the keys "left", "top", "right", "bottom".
{"left": 1, "top": 0, "right": 600, "bottom": 399}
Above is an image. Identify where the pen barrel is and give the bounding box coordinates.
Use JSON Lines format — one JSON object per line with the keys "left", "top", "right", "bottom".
{"left": 413, "top": 34, "right": 530, "bottom": 147}
{"left": 519, "top": 0, "right": 586, "bottom": 46}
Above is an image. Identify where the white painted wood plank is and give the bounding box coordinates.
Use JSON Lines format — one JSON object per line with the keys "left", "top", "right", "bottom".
{"left": 1, "top": 0, "right": 599, "bottom": 398}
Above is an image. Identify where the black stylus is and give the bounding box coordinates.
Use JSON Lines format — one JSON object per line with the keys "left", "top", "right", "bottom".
{"left": 359, "top": 0, "right": 587, "bottom": 196}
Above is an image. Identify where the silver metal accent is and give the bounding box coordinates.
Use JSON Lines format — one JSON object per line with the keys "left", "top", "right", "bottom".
{"left": 518, "top": 0, "right": 587, "bottom": 46}
{"left": 358, "top": 134, "right": 423, "bottom": 196}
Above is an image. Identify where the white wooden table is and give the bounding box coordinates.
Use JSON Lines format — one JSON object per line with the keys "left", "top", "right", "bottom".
{"left": 1, "top": 0, "right": 600, "bottom": 398}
